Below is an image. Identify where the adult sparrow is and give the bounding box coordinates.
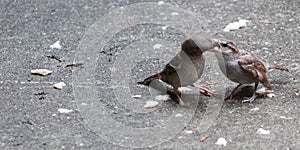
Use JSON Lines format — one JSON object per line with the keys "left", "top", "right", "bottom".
{"left": 138, "top": 36, "right": 220, "bottom": 106}
{"left": 212, "top": 39, "right": 289, "bottom": 102}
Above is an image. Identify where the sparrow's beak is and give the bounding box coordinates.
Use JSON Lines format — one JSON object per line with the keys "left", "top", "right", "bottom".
{"left": 209, "top": 39, "right": 221, "bottom": 52}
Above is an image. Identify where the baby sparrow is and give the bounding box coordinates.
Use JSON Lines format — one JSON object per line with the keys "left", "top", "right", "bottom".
{"left": 138, "top": 36, "right": 220, "bottom": 106}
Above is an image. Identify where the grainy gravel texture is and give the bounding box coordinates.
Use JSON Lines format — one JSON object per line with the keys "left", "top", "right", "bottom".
{"left": 1, "top": 0, "right": 299, "bottom": 149}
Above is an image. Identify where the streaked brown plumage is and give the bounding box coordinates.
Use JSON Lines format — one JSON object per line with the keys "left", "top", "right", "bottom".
{"left": 213, "top": 39, "right": 288, "bottom": 102}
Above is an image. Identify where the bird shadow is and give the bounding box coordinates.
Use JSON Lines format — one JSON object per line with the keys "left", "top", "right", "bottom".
{"left": 157, "top": 88, "right": 211, "bottom": 107}
{"left": 223, "top": 85, "right": 265, "bottom": 103}
{"left": 137, "top": 79, "right": 267, "bottom": 107}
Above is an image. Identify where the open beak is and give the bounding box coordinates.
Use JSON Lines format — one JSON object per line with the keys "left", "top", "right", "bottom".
{"left": 209, "top": 38, "right": 222, "bottom": 52}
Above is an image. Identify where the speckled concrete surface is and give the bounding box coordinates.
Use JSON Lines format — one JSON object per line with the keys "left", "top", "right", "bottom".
{"left": 0, "top": 0, "right": 299, "bottom": 149}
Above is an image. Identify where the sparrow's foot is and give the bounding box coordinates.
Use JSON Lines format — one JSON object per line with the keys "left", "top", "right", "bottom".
{"left": 175, "top": 94, "right": 189, "bottom": 107}
{"left": 242, "top": 94, "right": 257, "bottom": 103}
{"left": 179, "top": 100, "right": 190, "bottom": 107}
{"left": 224, "top": 94, "right": 233, "bottom": 100}
{"left": 194, "top": 86, "right": 214, "bottom": 97}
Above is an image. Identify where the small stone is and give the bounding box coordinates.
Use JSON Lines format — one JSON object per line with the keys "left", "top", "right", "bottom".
{"left": 162, "top": 26, "right": 168, "bottom": 30}
{"left": 224, "top": 19, "right": 250, "bottom": 32}
{"left": 132, "top": 95, "right": 142, "bottom": 99}
{"left": 158, "top": 1, "right": 164, "bottom": 5}
{"left": 215, "top": 138, "right": 227, "bottom": 146}
{"left": 50, "top": 41, "right": 62, "bottom": 49}
{"left": 279, "top": 116, "right": 292, "bottom": 119}
{"left": 256, "top": 87, "right": 275, "bottom": 98}
{"left": 144, "top": 101, "right": 159, "bottom": 108}
{"left": 58, "top": 108, "right": 73, "bottom": 114}
{"left": 53, "top": 82, "right": 66, "bottom": 90}
{"left": 250, "top": 107, "right": 259, "bottom": 112}
{"left": 31, "top": 69, "right": 52, "bottom": 76}
{"left": 171, "top": 12, "right": 179, "bottom": 16}
{"left": 184, "top": 130, "right": 193, "bottom": 134}
{"left": 267, "top": 93, "right": 275, "bottom": 98}
{"left": 175, "top": 113, "right": 183, "bottom": 117}
{"left": 153, "top": 44, "right": 162, "bottom": 49}
{"left": 257, "top": 128, "right": 270, "bottom": 135}
{"left": 155, "top": 95, "right": 170, "bottom": 101}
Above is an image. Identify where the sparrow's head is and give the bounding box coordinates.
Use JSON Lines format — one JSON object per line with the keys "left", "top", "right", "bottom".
{"left": 210, "top": 39, "right": 238, "bottom": 54}
{"left": 181, "top": 38, "right": 201, "bottom": 55}
{"left": 182, "top": 36, "right": 220, "bottom": 55}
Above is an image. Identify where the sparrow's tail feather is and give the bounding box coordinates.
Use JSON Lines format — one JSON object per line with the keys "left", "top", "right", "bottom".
{"left": 269, "top": 64, "right": 289, "bottom": 72}
{"left": 137, "top": 73, "right": 161, "bottom": 86}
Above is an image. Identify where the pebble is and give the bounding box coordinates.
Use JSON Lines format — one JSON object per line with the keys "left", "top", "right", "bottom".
{"left": 158, "top": 1, "right": 164, "bottom": 5}
{"left": 132, "top": 95, "right": 142, "bottom": 99}
{"left": 175, "top": 113, "right": 183, "bottom": 117}
{"left": 267, "top": 93, "right": 276, "bottom": 98}
{"left": 162, "top": 25, "right": 168, "bottom": 30}
{"left": 224, "top": 19, "right": 250, "bottom": 32}
{"left": 250, "top": 107, "right": 259, "bottom": 112}
{"left": 215, "top": 137, "right": 227, "bottom": 146}
{"left": 184, "top": 130, "right": 193, "bottom": 134}
{"left": 171, "top": 12, "right": 179, "bottom": 16}
{"left": 153, "top": 44, "right": 162, "bottom": 49}
{"left": 58, "top": 108, "right": 73, "bottom": 114}
{"left": 53, "top": 82, "right": 66, "bottom": 90}
{"left": 279, "top": 116, "right": 292, "bottom": 119}
{"left": 257, "top": 128, "right": 270, "bottom": 135}
{"left": 144, "top": 101, "right": 159, "bottom": 108}
{"left": 50, "top": 41, "right": 62, "bottom": 49}
{"left": 31, "top": 69, "right": 52, "bottom": 76}
{"left": 155, "top": 95, "right": 170, "bottom": 101}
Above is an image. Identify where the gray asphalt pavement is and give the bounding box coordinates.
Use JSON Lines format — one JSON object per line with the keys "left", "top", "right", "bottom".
{"left": 1, "top": 0, "right": 299, "bottom": 149}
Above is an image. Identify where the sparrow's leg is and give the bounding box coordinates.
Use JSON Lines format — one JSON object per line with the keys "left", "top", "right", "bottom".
{"left": 191, "top": 84, "right": 214, "bottom": 96}
{"left": 242, "top": 82, "right": 258, "bottom": 103}
{"left": 173, "top": 87, "right": 188, "bottom": 107}
{"left": 224, "top": 84, "right": 242, "bottom": 100}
